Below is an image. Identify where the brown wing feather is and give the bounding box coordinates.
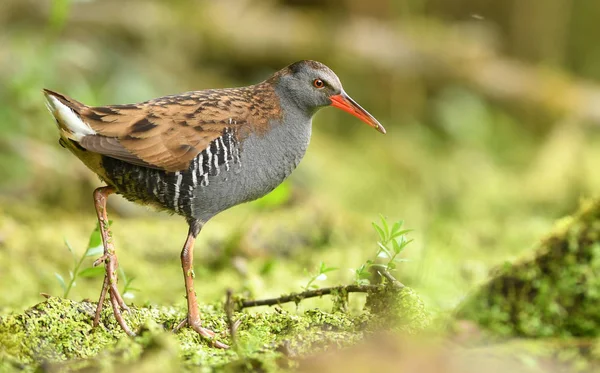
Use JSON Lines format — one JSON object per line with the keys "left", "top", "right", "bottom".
{"left": 64, "top": 83, "right": 281, "bottom": 172}
{"left": 79, "top": 136, "right": 155, "bottom": 168}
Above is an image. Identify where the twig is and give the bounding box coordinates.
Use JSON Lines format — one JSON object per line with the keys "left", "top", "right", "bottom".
{"left": 378, "top": 269, "right": 405, "bottom": 288}
{"left": 225, "top": 288, "right": 237, "bottom": 348}
{"left": 239, "top": 284, "right": 385, "bottom": 309}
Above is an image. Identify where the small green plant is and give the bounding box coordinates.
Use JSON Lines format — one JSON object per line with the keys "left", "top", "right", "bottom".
{"left": 302, "top": 261, "right": 338, "bottom": 290}
{"left": 55, "top": 224, "right": 105, "bottom": 298}
{"left": 353, "top": 215, "right": 412, "bottom": 285}
{"left": 119, "top": 267, "right": 140, "bottom": 300}
{"left": 55, "top": 223, "right": 138, "bottom": 299}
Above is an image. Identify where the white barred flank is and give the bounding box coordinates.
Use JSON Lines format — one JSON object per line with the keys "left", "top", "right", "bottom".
{"left": 173, "top": 171, "right": 182, "bottom": 213}
{"left": 102, "top": 127, "right": 242, "bottom": 220}
{"left": 190, "top": 128, "right": 240, "bottom": 188}
{"left": 178, "top": 128, "right": 241, "bottom": 217}
{"left": 191, "top": 156, "right": 198, "bottom": 186}
{"left": 213, "top": 139, "right": 221, "bottom": 175}
{"left": 219, "top": 137, "right": 229, "bottom": 171}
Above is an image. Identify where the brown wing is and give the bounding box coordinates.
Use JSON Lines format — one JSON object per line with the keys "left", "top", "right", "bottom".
{"left": 50, "top": 85, "right": 281, "bottom": 172}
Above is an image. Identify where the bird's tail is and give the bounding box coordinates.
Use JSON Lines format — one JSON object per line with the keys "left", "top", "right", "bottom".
{"left": 43, "top": 88, "right": 96, "bottom": 141}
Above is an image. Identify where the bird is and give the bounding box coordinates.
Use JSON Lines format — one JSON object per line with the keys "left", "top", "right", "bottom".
{"left": 43, "top": 60, "right": 385, "bottom": 348}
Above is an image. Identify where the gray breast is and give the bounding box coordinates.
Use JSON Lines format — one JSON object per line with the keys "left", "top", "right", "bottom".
{"left": 190, "top": 116, "right": 312, "bottom": 222}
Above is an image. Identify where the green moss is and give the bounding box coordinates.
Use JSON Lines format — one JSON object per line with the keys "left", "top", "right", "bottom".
{"left": 0, "top": 286, "right": 431, "bottom": 372}
{"left": 365, "top": 286, "right": 432, "bottom": 334}
{"left": 457, "top": 199, "right": 600, "bottom": 337}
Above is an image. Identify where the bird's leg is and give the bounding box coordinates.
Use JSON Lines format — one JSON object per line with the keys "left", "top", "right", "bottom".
{"left": 178, "top": 220, "right": 229, "bottom": 349}
{"left": 91, "top": 186, "right": 135, "bottom": 337}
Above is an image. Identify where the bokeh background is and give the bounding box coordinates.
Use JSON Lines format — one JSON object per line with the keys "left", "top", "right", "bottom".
{"left": 1, "top": 0, "right": 600, "bottom": 316}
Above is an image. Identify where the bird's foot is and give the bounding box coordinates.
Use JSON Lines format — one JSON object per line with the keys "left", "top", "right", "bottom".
{"left": 92, "top": 252, "right": 135, "bottom": 337}
{"left": 173, "top": 317, "right": 229, "bottom": 349}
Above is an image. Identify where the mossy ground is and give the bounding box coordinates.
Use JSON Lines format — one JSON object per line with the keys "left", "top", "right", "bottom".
{"left": 0, "top": 286, "right": 430, "bottom": 372}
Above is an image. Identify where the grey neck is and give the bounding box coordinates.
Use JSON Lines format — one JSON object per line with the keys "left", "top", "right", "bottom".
{"left": 244, "top": 87, "right": 314, "bottom": 175}
{"left": 224, "top": 85, "right": 314, "bottom": 205}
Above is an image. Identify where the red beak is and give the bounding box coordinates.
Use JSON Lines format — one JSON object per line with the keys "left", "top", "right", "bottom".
{"left": 330, "top": 92, "right": 386, "bottom": 134}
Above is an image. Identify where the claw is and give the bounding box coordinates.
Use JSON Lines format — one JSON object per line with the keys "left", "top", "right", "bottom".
{"left": 173, "top": 317, "right": 188, "bottom": 332}
{"left": 173, "top": 317, "right": 229, "bottom": 349}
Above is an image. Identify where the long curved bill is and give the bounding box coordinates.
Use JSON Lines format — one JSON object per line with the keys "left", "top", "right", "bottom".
{"left": 330, "top": 91, "right": 386, "bottom": 134}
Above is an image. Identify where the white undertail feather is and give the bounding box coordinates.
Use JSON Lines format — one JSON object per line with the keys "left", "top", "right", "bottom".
{"left": 44, "top": 94, "right": 96, "bottom": 141}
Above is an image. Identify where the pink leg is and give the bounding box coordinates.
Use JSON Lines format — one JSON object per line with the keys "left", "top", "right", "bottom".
{"left": 177, "top": 223, "right": 228, "bottom": 349}
{"left": 91, "top": 186, "right": 134, "bottom": 337}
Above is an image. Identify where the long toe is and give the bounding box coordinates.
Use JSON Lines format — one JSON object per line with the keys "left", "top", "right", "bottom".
{"left": 191, "top": 325, "right": 229, "bottom": 349}
{"left": 93, "top": 275, "right": 110, "bottom": 327}
{"left": 109, "top": 291, "right": 136, "bottom": 337}
{"left": 185, "top": 319, "right": 229, "bottom": 349}
{"left": 92, "top": 253, "right": 110, "bottom": 267}
{"left": 109, "top": 282, "right": 130, "bottom": 312}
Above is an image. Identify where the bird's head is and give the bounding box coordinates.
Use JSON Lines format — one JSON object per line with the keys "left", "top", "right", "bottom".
{"left": 273, "top": 60, "right": 386, "bottom": 134}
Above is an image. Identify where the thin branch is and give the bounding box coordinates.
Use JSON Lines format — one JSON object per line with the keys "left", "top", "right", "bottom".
{"left": 378, "top": 269, "right": 405, "bottom": 288}
{"left": 239, "top": 284, "right": 383, "bottom": 309}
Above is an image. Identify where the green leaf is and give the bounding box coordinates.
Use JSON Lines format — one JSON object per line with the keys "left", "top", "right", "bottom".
{"left": 85, "top": 245, "right": 104, "bottom": 257}
{"left": 78, "top": 266, "right": 106, "bottom": 278}
{"left": 118, "top": 266, "right": 128, "bottom": 283}
{"left": 64, "top": 239, "right": 75, "bottom": 256}
{"left": 87, "top": 226, "right": 102, "bottom": 252}
{"left": 358, "top": 271, "right": 371, "bottom": 280}
{"left": 354, "top": 264, "right": 366, "bottom": 275}
{"left": 391, "top": 238, "right": 402, "bottom": 254}
{"left": 54, "top": 273, "right": 66, "bottom": 291}
{"left": 357, "top": 278, "right": 370, "bottom": 286}
{"left": 319, "top": 261, "right": 327, "bottom": 272}
{"left": 379, "top": 214, "right": 390, "bottom": 240}
{"left": 401, "top": 238, "right": 414, "bottom": 249}
{"left": 390, "top": 221, "right": 403, "bottom": 236}
{"left": 387, "top": 262, "right": 397, "bottom": 270}
{"left": 390, "top": 229, "right": 412, "bottom": 240}
{"left": 377, "top": 242, "right": 392, "bottom": 258}
{"left": 371, "top": 222, "right": 385, "bottom": 241}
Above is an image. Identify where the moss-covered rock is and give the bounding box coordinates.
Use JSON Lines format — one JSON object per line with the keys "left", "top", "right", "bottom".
{"left": 457, "top": 199, "right": 600, "bottom": 337}
{"left": 365, "top": 286, "right": 432, "bottom": 334}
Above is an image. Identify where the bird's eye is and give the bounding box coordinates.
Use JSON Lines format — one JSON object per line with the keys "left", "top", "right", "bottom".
{"left": 313, "top": 79, "right": 325, "bottom": 89}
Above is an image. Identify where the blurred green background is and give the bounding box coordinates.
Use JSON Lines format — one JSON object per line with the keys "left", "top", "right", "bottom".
{"left": 1, "top": 0, "right": 600, "bottom": 316}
